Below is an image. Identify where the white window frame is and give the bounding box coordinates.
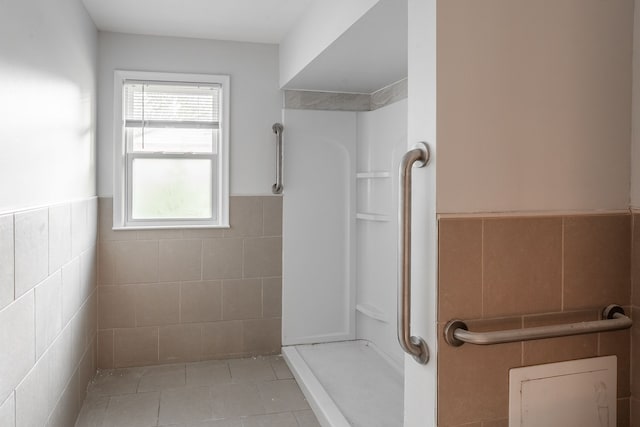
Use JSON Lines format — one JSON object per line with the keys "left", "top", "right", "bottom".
{"left": 113, "top": 70, "right": 230, "bottom": 229}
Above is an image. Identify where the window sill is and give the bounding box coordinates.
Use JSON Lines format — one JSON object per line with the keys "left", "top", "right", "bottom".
{"left": 112, "top": 224, "right": 230, "bottom": 231}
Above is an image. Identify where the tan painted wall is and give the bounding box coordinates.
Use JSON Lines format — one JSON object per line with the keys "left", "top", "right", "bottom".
{"left": 437, "top": 0, "right": 633, "bottom": 214}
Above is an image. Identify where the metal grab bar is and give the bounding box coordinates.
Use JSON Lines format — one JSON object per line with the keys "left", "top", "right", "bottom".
{"left": 398, "top": 142, "right": 430, "bottom": 365}
{"left": 444, "top": 305, "right": 632, "bottom": 347}
{"left": 272, "top": 123, "right": 284, "bottom": 194}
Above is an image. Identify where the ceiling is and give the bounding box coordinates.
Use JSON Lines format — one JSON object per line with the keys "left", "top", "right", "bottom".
{"left": 81, "top": 0, "right": 407, "bottom": 94}
{"left": 283, "top": 0, "right": 407, "bottom": 93}
{"left": 81, "top": 0, "right": 314, "bottom": 44}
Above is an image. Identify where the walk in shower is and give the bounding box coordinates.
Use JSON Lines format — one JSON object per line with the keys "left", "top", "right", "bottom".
{"left": 275, "top": 1, "right": 414, "bottom": 424}
{"left": 281, "top": 98, "right": 409, "bottom": 427}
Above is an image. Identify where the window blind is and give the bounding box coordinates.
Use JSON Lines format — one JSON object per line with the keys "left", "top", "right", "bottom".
{"left": 124, "top": 82, "right": 220, "bottom": 126}
{"left": 123, "top": 81, "right": 220, "bottom": 153}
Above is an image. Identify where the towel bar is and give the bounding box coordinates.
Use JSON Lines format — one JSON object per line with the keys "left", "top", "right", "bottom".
{"left": 444, "top": 304, "right": 632, "bottom": 347}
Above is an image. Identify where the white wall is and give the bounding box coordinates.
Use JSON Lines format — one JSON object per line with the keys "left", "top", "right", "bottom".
{"left": 97, "top": 32, "right": 281, "bottom": 197}
{"left": 0, "top": 1, "right": 98, "bottom": 425}
{"left": 0, "top": 0, "right": 97, "bottom": 213}
{"left": 281, "top": 0, "right": 406, "bottom": 94}
{"left": 405, "top": 0, "right": 438, "bottom": 425}
{"left": 437, "top": 0, "right": 633, "bottom": 214}
{"left": 278, "top": 0, "right": 379, "bottom": 88}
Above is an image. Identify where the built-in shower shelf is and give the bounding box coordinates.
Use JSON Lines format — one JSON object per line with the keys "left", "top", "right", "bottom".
{"left": 356, "top": 171, "right": 391, "bottom": 179}
{"left": 356, "top": 213, "right": 390, "bottom": 222}
{"left": 356, "top": 303, "right": 388, "bottom": 322}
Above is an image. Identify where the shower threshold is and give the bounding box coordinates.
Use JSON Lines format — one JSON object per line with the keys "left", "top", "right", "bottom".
{"left": 282, "top": 340, "right": 403, "bottom": 427}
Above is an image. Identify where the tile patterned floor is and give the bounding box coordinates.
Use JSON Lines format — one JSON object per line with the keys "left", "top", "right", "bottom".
{"left": 75, "top": 356, "right": 321, "bottom": 427}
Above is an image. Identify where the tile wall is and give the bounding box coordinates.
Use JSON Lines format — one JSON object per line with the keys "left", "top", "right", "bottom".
{"left": 97, "top": 196, "right": 283, "bottom": 369}
{"left": 0, "top": 198, "right": 98, "bottom": 427}
{"left": 632, "top": 213, "right": 640, "bottom": 426}
{"left": 438, "top": 213, "right": 632, "bottom": 427}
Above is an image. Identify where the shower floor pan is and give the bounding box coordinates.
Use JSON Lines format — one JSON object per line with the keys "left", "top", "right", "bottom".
{"left": 282, "top": 340, "right": 403, "bottom": 427}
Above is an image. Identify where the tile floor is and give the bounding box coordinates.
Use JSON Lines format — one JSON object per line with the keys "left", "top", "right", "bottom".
{"left": 75, "top": 356, "right": 321, "bottom": 427}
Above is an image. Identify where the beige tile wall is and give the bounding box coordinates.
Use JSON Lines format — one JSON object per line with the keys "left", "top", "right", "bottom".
{"left": 632, "top": 213, "right": 640, "bottom": 427}
{"left": 438, "top": 213, "right": 632, "bottom": 427}
{"left": 97, "top": 196, "right": 283, "bottom": 369}
{"left": 0, "top": 197, "right": 98, "bottom": 427}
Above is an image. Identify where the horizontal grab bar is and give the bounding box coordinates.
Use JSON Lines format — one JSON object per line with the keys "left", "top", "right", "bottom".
{"left": 444, "top": 305, "right": 632, "bottom": 347}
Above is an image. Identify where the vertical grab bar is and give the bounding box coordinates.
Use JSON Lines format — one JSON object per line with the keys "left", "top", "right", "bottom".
{"left": 272, "top": 123, "right": 284, "bottom": 194}
{"left": 398, "top": 142, "right": 430, "bottom": 365}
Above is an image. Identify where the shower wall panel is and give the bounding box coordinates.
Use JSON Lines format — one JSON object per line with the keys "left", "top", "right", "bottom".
{"left": 281, "top": 109, "right": 357, "bottom": 345}
{"left": 355, "top": 100, "right": 408, "bottom": 368}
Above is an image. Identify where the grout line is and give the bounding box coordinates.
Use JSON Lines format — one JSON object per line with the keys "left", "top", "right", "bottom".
{"left": 520, "top": 316, "right": 524, "bottom": 366}
{"left": 32, "top": 283, "right": 37, "bottom": 365}
{"left": 155, "top": 388, "right": 161, "bottom": 424}
{"left": 221, "top": 280, "right": 225, "bottom": 321}
{"left": 48, "top": 207, "right": 52, "bottom": 276}
{"left": 200, "top": 239, "right": 204, "bottom": 281}
{"left": 631, "top": 214, "right": 635, "bottom": 307}
{"left": 198, "top": 323, "right": 203, "bottom": 362}
{"left": 437, "top": 209, "right": 630, "bottom": 220}
{"left": 261, "top": 197, "right": 265, "bottom": 237}
{"left": 561, "top": 217, "right": 565, "bottom": 312}
{"left": 12, "top": 214, "right": 15, "bottom": 302}
{"left": 133, "top": 284, "right": 139, "bottom": 328}
{"left": 225, "top": 362, "right": 232, "bottom": 382}
{"left": 111, "top": 329, "right": 115, "bottom": 370}
{"left": 178, "top": 282, "right": 182, "bottom": 324}
{"left": 242, "top": 239, "right": 245, "bottom": 279}
{"left": 481, "top": 219, "right": 485, "bottom": 318}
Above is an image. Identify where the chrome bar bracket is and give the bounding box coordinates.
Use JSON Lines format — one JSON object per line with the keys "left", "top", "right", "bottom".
{"left": 603, "top": 304, "right": 625, "bottom": 320}
{"left": 272, "top": 123, "right": 284, "bottom": 194}
{"left": 444, "top": 320, "right": 468, "bottom": 347}
{"left": 398, "top": 142, "right": 430, "bottom": 365}
{"left": 444, "top": 304, "right": 632, "bottom": 347}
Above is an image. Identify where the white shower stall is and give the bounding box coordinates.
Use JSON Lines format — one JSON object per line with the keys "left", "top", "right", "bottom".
{"left": 281, "top": 99, "right": 409, "bottom": 427}
{"left": 276, "top": 0, "right": 438, "bottom": 425}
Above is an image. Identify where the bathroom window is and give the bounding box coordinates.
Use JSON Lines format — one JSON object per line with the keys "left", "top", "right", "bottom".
{"left": 113, "top": 71, "right": 229, "bottom": 229}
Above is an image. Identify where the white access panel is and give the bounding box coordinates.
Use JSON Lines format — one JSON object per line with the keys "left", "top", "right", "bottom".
{"left": 509, "top": 356, "right": 617, "bottom": 427}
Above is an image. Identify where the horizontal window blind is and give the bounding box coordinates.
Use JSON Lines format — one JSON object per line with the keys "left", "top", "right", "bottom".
{"left": 123, "top": 81, "right": 220, "bottom": 153}
{"left": 124, "top": 82, "right": 220, "bottom": 123}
